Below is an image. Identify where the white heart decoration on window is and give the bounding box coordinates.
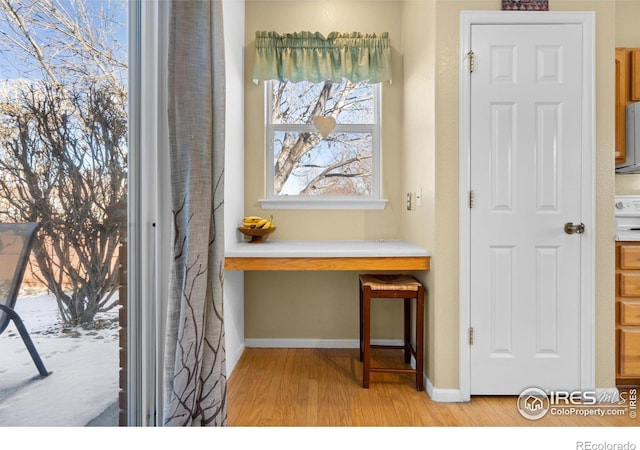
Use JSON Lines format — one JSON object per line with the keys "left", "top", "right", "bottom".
{"left": 312, "top": 116, "right": 336, "bottom": 138}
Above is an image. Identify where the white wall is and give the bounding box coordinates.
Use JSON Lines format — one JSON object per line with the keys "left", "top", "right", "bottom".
{"left": 222, "top": 0, "right": 246, "bottom": 376}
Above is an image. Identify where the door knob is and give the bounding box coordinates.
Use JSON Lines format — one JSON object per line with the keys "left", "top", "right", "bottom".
{"left": 564, "top": 222, "right": 585, "bottom": 235}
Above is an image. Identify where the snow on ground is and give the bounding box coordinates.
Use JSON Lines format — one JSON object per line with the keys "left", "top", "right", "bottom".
{"left": 0, "top": 293, "right": 119, "bottom": 426}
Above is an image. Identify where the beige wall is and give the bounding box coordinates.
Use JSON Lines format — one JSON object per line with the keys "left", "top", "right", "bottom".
{"left": 244, "top": 0, "right": 406, "bottom": 341}
{"left": 616, "top": 0, "right": 640, "bottom": 46}
{"left": 243, "top": 0, "right": 619, "bottom": 391}
{"left": 401, "top": 0, "right": 438, "bottom": 382}
{"left": 615, "top": 0, "right": 640, "bottom": 194}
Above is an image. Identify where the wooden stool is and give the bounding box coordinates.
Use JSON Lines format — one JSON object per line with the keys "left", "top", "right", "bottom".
{"left": 359, "top": 274, "right": 424, "bottom": 391}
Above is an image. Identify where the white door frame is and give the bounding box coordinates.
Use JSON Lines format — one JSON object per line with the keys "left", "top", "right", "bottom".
{"left": 458, "top": 11, "right": 596, "bottom": 401}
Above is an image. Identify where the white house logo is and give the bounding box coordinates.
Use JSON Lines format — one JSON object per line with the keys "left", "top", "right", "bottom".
{"left": 518, "top": 387, "right": 637, "bottom": 421}
{"left": 517, "top": 387, "right": 550, "bottom": 420}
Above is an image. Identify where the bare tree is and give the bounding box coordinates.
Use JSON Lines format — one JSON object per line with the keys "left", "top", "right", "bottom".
{"left": 0, "top": 0, "right": 126, "bottom": 326}
{"left": 272, "top": 79, "right": 374, "bottom": 196}
{"left": 0, "top": 0, "right": 126, "bottom": 87}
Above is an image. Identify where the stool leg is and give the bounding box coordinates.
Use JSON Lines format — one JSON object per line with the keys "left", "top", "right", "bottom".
{"left": 415, "top": 286, "right": 424, "bottom": 391}
{"left": 359, "top": 281, "right": 364, "bottom": 362}
{"left": 403, "top": 297, "right": 411, "bottom": 364}
{"left": 363, "top": 286, "right": 371, "bottom": 389}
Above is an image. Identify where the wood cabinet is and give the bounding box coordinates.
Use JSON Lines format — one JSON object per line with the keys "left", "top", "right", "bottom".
{"left": 616, "top": 242, "right": 640, "bottom": 385}
{"left": 615, "top": 48, "right": 640, "bottom": 165}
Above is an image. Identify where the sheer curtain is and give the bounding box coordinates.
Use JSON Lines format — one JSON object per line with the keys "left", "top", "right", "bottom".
{"left": 163, "top": 0, "right": 227, "bottom": 426}
{"left": 252, "top": 31, "right": 392, "bottom": 84}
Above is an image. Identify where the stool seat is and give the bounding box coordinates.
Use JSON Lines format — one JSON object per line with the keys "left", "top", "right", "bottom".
{"left": 359, "top": 274, "right": 422, "bottom": 291}
{"left": 359, "top": 274, "right": 424, "bottom": 391}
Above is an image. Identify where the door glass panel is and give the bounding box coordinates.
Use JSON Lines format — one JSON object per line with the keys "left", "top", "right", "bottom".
{"left": 0, "top": 0, "right": 127, "bottom": 426}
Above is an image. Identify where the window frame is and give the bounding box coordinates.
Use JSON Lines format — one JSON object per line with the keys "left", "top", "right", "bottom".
{"left": 260, "top": 79, "right": 387, "bottom": 210}
{"left": 128, "top": 0, "right": 169, "bottom": 426}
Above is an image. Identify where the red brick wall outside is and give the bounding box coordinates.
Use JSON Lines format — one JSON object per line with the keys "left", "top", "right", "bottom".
{"left": 20, "top": 246, "right": 119, "bottom": 295}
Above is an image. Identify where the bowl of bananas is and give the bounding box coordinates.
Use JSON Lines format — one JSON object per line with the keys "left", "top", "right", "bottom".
{"left": 238, "top": 215, "right": 276, "bottom": 243}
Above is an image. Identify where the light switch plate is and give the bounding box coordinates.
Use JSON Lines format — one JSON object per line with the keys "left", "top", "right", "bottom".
{"left": 407, "top": 192, "right": 416, "bottom": 210}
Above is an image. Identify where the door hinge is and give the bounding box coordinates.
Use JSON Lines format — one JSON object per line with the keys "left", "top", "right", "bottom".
{"left": 468, "top": 51, "right": 475, "bottom": 73}
{"left": 469, "top": 326, "right": 474, "bottom": 345}
{"left": 469, "top": 190, "right": 475, "bottom": 209}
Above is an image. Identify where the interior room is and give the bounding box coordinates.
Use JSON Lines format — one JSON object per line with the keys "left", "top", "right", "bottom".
{"left": 5, "top": 0, "right": 640, "bottom": 436}
{"left": 96, "top": 0, "right": 640, "bottom": 432}
{"left": 213, "top": 0, "right": 640, "bottom": 427}
{"left": 152, "top": 0, "right": 640, "bottom": 429}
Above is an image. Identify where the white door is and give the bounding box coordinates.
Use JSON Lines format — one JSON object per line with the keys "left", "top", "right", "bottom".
{"left": 469, "top": 23, "right": 588, "bottom": 395}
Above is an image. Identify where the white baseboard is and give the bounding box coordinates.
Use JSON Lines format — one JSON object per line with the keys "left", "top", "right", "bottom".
{"left": 425, "top": 376, "right": 466, "bottom": 403}
{"left": 244, "top": 338, "right": 404, "bottom": 348}
{"left": 419, "top": 384, "right": 619, "bottom": 404}
{"left": 225, "top": 342, "right": 246, "bottom": 377}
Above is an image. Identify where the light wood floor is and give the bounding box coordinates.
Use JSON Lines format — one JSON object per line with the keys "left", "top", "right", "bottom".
{"left": 227, "top": 348, "right": 639, "bottom": 427}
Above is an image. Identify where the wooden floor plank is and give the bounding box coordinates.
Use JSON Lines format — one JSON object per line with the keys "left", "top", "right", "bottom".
{"left": 227, "top": 348, "right": 639, "bottom": 427}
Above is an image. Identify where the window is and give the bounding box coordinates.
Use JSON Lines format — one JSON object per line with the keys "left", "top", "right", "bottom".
{"left": 262, "top": 78, "right": 386, "bottom": 209}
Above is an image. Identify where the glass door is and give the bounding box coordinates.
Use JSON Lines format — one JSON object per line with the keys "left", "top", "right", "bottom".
{"left": 0, "top": 0, "right": 128, "bottom": 426}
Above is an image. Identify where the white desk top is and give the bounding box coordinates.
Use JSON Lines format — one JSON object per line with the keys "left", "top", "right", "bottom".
{"left": 225, "top": 239, "right": 431, "bottom": 258}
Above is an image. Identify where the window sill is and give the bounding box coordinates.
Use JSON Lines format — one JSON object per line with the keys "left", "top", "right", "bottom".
{"left": 258, "top": 198, "right": 388, "bottom": 210}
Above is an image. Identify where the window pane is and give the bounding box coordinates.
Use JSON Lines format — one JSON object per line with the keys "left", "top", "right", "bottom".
{"left": 274, "top": 131, "right": 372, "bottom": 196}
{"left": 272, "top": 79, "right": 375, "bottom": 125}
{"left": 0, "top": 0, "right": 126, "bottom": 426}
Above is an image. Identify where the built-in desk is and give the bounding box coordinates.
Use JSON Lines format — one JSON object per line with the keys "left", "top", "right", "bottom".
{"left": 224, "top": 240, "right": 431, "bottom": 271}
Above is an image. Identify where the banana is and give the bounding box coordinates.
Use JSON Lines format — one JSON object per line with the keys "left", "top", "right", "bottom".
{"left": 262, "top": 215, "right": 274, "bottom": 229}
{"left": 242, "top": 215, "right": 271, "bottom": 229}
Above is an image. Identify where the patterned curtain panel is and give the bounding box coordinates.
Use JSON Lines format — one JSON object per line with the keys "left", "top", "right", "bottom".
{"left": 163, "top": 0, "right": 227, "bottom": 426}
{"left": 252, "top": 31, "right": 392, "bottom": 84}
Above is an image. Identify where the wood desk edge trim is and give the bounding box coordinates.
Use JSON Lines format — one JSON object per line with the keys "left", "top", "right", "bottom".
{"left": 224, "top": 256, "right": 430, "bottom": 271}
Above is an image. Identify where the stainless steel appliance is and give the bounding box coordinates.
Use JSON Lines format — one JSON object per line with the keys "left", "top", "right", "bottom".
{"left": 615, "top": 194, "right": 640, "bottom": 241}
{"left": 616, "top": 102, "right": 640, "bottom": 173}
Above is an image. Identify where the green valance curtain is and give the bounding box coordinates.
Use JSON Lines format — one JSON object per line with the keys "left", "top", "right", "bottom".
{"left": 252, "top": 31, "right": 392, "bottom": 84}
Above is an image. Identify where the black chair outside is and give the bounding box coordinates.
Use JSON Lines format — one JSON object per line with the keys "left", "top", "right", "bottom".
{"left": 0, "top": 222, "right": 50, "bottom": 377}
